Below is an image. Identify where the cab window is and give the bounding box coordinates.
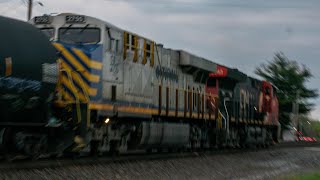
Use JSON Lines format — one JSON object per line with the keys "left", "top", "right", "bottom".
{"left": 58, "top": 27, "right": 100, "bottom": 44}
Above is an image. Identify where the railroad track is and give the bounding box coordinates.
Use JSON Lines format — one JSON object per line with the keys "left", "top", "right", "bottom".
{"left": 0, "top": 141, "right": 319, "bottom": 170}
{"left": 275, "top": 141, "right": 320, "bottom": 148}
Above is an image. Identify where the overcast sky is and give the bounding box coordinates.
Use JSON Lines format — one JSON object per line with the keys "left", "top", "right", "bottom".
{"left": 1, "top": 0, "right": 320, "bottom": 119}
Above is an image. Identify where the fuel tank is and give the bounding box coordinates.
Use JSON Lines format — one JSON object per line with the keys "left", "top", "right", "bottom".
{"left": 135, "top": 122, "right": 190, "bottom": 148}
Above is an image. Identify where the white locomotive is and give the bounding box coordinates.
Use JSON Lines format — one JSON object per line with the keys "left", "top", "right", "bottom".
{"left": 30, "top": 13, "right": 218, "bottom": 154}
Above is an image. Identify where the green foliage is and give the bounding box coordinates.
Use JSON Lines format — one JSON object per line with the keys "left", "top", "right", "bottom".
{"left": 299, "top": 116, "right": 320, "bottom": 138}
{"left": 293, "top": 172, "right": 320, "bottom": 180}
{"left": 309, "top": 121, "right": 320, "bottom": 138}
{"left": 255, "top": 52, "right": 318, "bottom": 129}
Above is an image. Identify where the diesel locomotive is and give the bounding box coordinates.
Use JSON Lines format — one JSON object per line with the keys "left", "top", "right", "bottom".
{"left": 0, "top": 14, "right": 280, "bottom": 158}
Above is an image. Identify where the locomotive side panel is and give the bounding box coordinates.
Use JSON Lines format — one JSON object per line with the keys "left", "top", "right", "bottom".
{"left": 102, "top": 28, "right": 124, "bottom": 101}
{"left": 233, "top": 82, "right": 260, "bottom": 124}
{"left": 98, "top": 26, "right": 214, "bottom": 119}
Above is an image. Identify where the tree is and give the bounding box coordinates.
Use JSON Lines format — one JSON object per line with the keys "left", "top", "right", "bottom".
{"left": 255, "top": 52, "right": 318, "bottom": 129}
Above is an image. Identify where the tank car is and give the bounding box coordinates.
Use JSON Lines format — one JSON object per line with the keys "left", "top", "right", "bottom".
{"left": 0, "top": 15, "right": 59, "bottom": 156}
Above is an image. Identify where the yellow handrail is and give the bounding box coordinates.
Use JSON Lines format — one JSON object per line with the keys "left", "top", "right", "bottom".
{"left": 71, "top": 70, "right": 91, "bottom": 129}
{"left": 71, "top": 71, "right": 90, "bottom": 103}
{"left": 60, "top": 69, "right": 82, "bottom": 124}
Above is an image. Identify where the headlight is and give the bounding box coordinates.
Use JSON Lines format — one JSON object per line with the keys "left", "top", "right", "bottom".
{"left": 104, "top": 118, "right": 110, "bottom": 124}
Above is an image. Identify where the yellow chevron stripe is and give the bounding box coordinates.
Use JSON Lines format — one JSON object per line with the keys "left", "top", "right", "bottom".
{"left": 56, "top": 86, "right": 75, "bottom": 101}
{"left": 72, "top": 48, "right": 103, "bottom": 70}
{"left": 62, "top": 89, "right": 75, "bottom": 102}
{"left": 61, "top": 61, "right": 98, "bottom": 96}
{"left": 53, "top": 43, "right": 100, "bottom": 83}
{"left": 71, "top": 71, "right": 96, "bottom": 97}
{"left": 61, "top": 75, "right": 87, "bottom": 102}
{"left": 61, "top": 76, "right": 86, "bottom": 101}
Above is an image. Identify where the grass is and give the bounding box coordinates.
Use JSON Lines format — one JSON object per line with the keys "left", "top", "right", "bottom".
{"left": 282, "top": 172, "right": 320, "bottom": 180}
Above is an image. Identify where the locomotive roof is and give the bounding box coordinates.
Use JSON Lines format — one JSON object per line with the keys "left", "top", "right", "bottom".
{"left": 210, "top": 64, "right": 247, "bottom": 82}
{"left": 54, "top": 13, "right": 219, "bottom": 81}
{"left": 179, "top": 50, "right": 217, "bottom": 73}
{"left": 225, "top": 67, "right": 247, "bottom": 81}
{"left": 57, "top": 13, "right": 155, "bottom": 42}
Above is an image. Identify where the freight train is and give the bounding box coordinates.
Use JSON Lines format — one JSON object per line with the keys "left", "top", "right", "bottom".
{"left": 0, "top": 14, "right": 280, "bottom": 158}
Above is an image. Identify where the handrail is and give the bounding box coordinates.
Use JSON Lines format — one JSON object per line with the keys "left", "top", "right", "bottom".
{"left": 60, "top": 69, "right": 82, "bottom": 124}
{"left": 71, "top": 71, "right": 90, "bottom": 103}
{"left": 218, "top": 110, "right": 227, "bottom": 130}
{"left": 71, "top": 70, "right": 91, "bottom": 128}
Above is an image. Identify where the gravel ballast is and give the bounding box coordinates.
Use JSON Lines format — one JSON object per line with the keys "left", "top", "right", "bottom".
{"left": 1, "top": 147, "right": 320, "bottom": 180}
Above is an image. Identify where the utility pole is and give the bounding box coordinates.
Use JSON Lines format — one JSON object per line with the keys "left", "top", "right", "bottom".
{"left": 27, "top": 0, "right": 33, "bottom": 21}
{"left": 292, "top": 90, "right": 300, "bottom": 132}
{"left": 296, "top": 90, "right": 300, "bottom": 132}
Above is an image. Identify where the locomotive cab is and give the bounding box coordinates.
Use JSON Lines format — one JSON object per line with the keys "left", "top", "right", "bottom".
{"left": 206, "top": 76, "right": 237, "bottom": 117}
{"left": 261, "top": 81, "right": 279, "bottom": 125}
{"left": 29, "top": 14, "right": 105, "bottom": 122}
{"left": 206, "top": 65, "right": 246, "bottom": 119}
{"left": 207, "top": 65, "right": 245, "bottom": 96}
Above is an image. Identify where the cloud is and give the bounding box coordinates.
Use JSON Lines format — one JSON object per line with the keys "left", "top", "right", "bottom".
{"left": 311, "top": 106, "right": 320, "bottom": 121}
{"left": 0, "top": 0, "right": 11, "bottom": 3}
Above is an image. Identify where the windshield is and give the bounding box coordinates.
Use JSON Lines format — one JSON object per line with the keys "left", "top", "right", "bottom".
{"left": 40, "top": 28, "right": 54, "bottom": 40}
{"left": 58, "top": 28, "right": 100, "bottom": 44}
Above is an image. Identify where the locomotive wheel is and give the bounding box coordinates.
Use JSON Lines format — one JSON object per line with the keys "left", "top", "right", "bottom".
{"left": 1, "top": 128, "right": 17, "bottom": 154}
{"left": 167, "top": 148, "right": 173, "bottom": 153}
{"left": 156, "top": 148, "right": 164, "bottom": 153}
{"left": 109, "top": 140, "right": 120, "bottom": 156}
{"left": 233, "top": 130, "right": 241, "bottom": 148}
{"left": 146, "top": 148, "right": 153, "bottom": 153}
{"left": 90, "top": 140, "right": 100, "bottom": 157}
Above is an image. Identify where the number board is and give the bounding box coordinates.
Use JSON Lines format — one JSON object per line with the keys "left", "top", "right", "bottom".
{"left": 65, "top": 15, "right": 86, "bottom": 23}
{"left": 34, "top": 16, "right": 51, "bottom": 24}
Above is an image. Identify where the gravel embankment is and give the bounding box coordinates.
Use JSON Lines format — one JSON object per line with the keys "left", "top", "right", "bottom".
{"left": 1, "top": 147, "right": 320, "bottom": 180}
